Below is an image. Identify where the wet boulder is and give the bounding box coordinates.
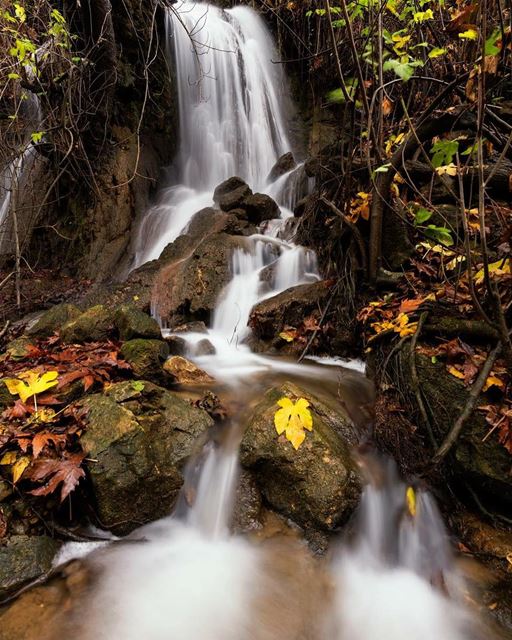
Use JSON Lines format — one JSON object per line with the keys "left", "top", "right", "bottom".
{"left": 113, "top": 304, "right": 161, "bottom": 340}
{"left": 80, "top": 381, "right": 214, "bottom": 535}
{"left": 165, "top": 334, "right": 187, "bottom": 356}
{"left": 243, "top": 193, "right": 280, "bottom": 224}
{"left": 119, "top": 338, "right": 170, "bottom": 383}
{"left": 27, "top": 303, "right": 82, "bottom": 338}
{"left": 152, "top": 233, "right": 244, "bottom": 328}
{"left": 249, "top": 281, "right": 330, "bottom": 346}
{"left": 267, "top": 152, "right": 297, "bottom": 182}
{"left": 60, "top": 305, "right": 114, "bottom": 343}
{"left": 240, "top": 382, "right": 360, "bottom": 531}
{"left": 213, "top": 177, "right": 252, "bottom": 212}
{"left": 163, "top": 356, "right": 214, "bottom": 385}
{"left": 0, "top": 535, "right": 60, "bottom": 599}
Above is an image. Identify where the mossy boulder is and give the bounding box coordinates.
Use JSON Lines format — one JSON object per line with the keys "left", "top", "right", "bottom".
{"left": 119, "top": 339, "right": 170, "bottom": 382}
{"left": 60, "top": 305, "right": 113, "bottom": 343}
{"left": 80, "top": 381, "right": 214, "bottom": 534}
{"left": 163, "top": 356, "right": 214, "bottom": 385}
{"left": 240, "top": 382, "right": 360, "bottom": 531}
{"left": 4, "top": 337, "right": 36, "bottom": 360}
{"left": 114, "top": 304, "right": 161, "bottom": 340}
{"left": 404, "top": 352, "right": 512, "bottom": 508}
{"left": 0, "top": 535, "right": 60, "bottom": 599}
{"left": 27, "top": 304, "right": 82, "bottom": 338}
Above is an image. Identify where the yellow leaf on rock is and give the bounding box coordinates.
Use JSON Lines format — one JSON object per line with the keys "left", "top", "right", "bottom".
{"left": 12, "top": 456, "right": 30, "bottom": 483}
{"left": 274, "top": 397, "right": 313, "bottom": 450}
{"left": 279, "top": 330, "right": 296, "bottom": 343}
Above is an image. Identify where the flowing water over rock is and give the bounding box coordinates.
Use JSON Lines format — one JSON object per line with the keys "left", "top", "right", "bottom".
{"left": 54, "top": 2, "right": 494, "bottom": 638}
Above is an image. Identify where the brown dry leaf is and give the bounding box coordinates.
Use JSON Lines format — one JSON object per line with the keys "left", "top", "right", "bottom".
{"left": 32, "top": 432, "right": 68, "bottom": 458}
{"left": 27, "top": 452, "right": 86, "bottom": 501}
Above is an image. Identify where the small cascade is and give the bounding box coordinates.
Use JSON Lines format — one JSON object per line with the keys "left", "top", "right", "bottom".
{"left": 329, "top": 455, "right": 475, "bottom": 640}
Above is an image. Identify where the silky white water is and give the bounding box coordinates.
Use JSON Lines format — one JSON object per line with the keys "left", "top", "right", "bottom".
{"left": 69, "top": 3, "right": 488, "bottom": 639}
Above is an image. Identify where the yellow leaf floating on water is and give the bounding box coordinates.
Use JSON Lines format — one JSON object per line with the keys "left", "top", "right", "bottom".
{"left": 274, "top": 397, "right": 313, "bottom": 450}
{"left": 4, "top": 370, "right": 58, "bottom": 403}
{"left": 406, "top": 486, "right": 416, "bottom": 517}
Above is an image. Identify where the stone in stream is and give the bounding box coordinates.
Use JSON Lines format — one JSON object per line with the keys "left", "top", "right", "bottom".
{"left": 163, "top": 356, "right": 214, "bottom": 385}
{"left": 113, "top": 304, "right": 161, "bottom": 340}
{"left": 0, "top": 535, "right": 61, "bottom": 599}
{"left": 267, "top": 152, "right": 297, "bottom": 182}
{"left": 249, "top": 281, "right": 331, "bottom": 352}
{"left": 243, "top": 193, "right": 280, "bottom": 224}
{"left": 27, "top": 303, "right": 82, "bottom": 338}
{"left": 80, "top": 381, "right": 214, "bottom": 535}
{"left": 240, "top": 382, "right": 361, "bottom": 532}
{"left": 119, "top": 338, "right": 170, "bottom": 383}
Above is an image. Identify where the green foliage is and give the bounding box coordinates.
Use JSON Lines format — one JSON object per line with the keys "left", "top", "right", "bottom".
{"left": 429, "top": 139, "right": 459, "bottom": 167}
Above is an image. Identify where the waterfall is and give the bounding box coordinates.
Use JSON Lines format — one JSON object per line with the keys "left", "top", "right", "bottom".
{"left": 133, "top": 1, "right": 292, "bottom": 265}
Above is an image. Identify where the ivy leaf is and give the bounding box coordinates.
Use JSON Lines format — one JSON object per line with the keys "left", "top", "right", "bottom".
{"left": 4, "top": 370, "right": 59, "bottom": 403}
{"left": 423, "top": 225, "right": 454, "bottom": 246}
{"left": 430, "top": 139, "right": 459, "bottom": 167}
{"left": 485, "top": 29, "right": 501, "bottom": 56}
{"left": 274, "top": 397, "right": 313, "bottom": 450}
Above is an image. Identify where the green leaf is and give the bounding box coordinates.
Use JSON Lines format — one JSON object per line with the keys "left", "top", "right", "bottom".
{"left": 383, "top": 58, "right": 422, "bottom": 82}
{"left": 428, "top": 47, "right": 446, "bottom": 59}
{"left": 7, "top": 72, "right": 20, "bottom": 80}
{"left": 131, "top": 381, "right": 145, "bottom": 392}
{"left": 430, "top": 139, "right": 459, "bottom": 168}
{"left": 374, "top": 163, "right": 392, "bottom": 173}
{"left": 30, "top": 131, "right": 45, "bottom": 143}
{"left": 485, "top": 29, "right": 501, "bottom": 56}
{"left": 414, "top": 207, "right": 433, "bottom": 225}
{"left": 413, "top": 8, "right": 433, "bottom": 21}
{"left": 424, "top": 225, "right": 454, "bottom": 246}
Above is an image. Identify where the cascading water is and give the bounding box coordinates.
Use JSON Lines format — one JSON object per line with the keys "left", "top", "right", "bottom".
{"left": 65, "top": 3, "right": 493, "bottom": 639}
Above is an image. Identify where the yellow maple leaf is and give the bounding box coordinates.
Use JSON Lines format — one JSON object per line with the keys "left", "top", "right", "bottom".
{"left": 274, "top": 397, "right": 313, "bottom": 450}
{"left": 4, "top": 370, "right": 59, "bottom": 403}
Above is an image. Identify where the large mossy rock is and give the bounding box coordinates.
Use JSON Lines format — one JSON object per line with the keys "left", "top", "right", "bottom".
{"left": 119, "top": 339, "right": 170, "bottom": 382}
{"left": 60, "top": 305, "right": 113, "bottom": 343}
{"left": 27, "top": 303, "right": 82, "bottom": 338}
{"left": 240, "top": 382, "right": 360, "bottom": 531}
{"left": 81, "top": 381, "right": 214, "bottom": 535}
{"left": 405, "top": 353, "right": 512, "bottom": 508}
{"left": 0, "top": 535, "right": 60, "bottom": 599}
{"left": 114, "top": 304, "right": 161, "bottom": 340}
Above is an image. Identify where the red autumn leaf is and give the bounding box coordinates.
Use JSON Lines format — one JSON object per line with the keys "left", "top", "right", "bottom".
{"left": 27, "top": 452, "right": 86, "bottom": 501}
{"left": 16, "top": 436, "right": 32, "bottom": 453}
{"left": 32, "top": 432, "right": 68, "bottom": 458}
{"left": 2, "top": 400, "right": 31, "bottom": 419}
{"left": 399, "top": 298, "right": 425, "bottom": 314}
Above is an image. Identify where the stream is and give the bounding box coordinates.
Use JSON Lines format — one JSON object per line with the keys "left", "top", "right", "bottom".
{"left": 57, "top": 2, "right": 491, "bottom": 638}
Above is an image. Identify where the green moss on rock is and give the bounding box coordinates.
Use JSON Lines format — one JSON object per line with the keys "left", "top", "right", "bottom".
{"left": 119, "top": 339, "right": 170, "bottom": 382}
{"left": 27, "top": 304, "right": 82, "bottom": 338}
{"left": 114, "top": 304, "right": 161, "bottom": 340}
{"left": 60, "top": 305, "right": 114, "bottom": 343}
{"left": 80, "top": 381, "right": 213, "bottom": 534}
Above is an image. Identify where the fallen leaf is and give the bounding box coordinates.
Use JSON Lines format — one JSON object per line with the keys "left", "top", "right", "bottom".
{"left": 27, "top": 452, "right": 86, "bottom": 502}
{"left": 4, "top": 370, "right": 59, "bottom": 403}
{"left": 32, "top": 432, "right": 68, "bottom": 458}
{"left": 12, "top": 456, "right": 31, "bottom": 483}
{"left": 274, "top": 397, "right": 313, "bottom": 450}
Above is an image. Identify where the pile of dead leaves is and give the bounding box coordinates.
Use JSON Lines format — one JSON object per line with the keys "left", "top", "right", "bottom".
{"left": 0, "top": 337, "right": 132, "bottom": 503}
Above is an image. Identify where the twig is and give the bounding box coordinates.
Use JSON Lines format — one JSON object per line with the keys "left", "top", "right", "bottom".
{"left": 298, "top": 291, "right": 334, "bottom": 363}
{"left": 0, "top": 320, "right": 10, "bottom": 340}
{"left": 434, "top": 341, "right": 502, "bottom": 463}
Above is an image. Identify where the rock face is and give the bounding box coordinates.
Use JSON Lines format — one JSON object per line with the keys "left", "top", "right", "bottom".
{"left": 114, "top": 304, "right": 161, "bottom": 340}
{"left": 119, "top": 339, "right": 170, "bottom": 382}
{"left": 153, "top": 232, "right": 244, "bottom": 328}
{"left": 80, "top": 381, "right": 214, "bottom": 535}
{"left": 212, "top": 176, "right": 280, "bottom": 224}
{"left": 0, "top": 535, "right": 60, "bottom": 599}
{"left": 249, "top": 281, "right": 330, "bottom": 343}
{"left": 27, "top": 304, "right": 82, "bottom": 338}
{"left": 267, "top": 152, "right": 297, "bottom": 182}
{"left": 60, "top": 305, "right": 113, "bottom": 343}
{"left": 240, "top": 382, "right": 360, "bottom": 531}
